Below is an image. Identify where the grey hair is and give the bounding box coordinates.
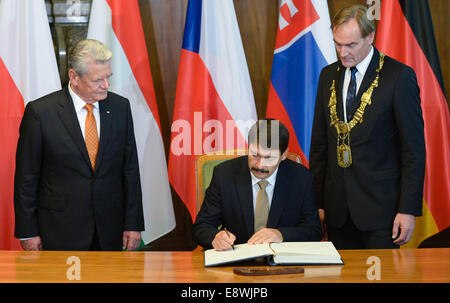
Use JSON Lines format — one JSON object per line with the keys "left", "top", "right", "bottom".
{"left": 68, "top": 39, "right": 112, "bottom": 76}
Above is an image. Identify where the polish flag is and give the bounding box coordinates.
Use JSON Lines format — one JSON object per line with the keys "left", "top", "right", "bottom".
{"left": 168, "top": 0, "right": 258, "bottom": 221}
{"left": 0, "top": 0, "right": 61, "bottom": 250}
{"left": 88, "top": 0, "right": 175, "bottom": 245}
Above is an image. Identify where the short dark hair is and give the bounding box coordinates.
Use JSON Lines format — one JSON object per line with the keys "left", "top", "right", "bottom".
{"left": 248, "top": 119, "right": 289, "bottom": 154}
{"left": 331, "top": 5, "right": 375, "bottom": 38}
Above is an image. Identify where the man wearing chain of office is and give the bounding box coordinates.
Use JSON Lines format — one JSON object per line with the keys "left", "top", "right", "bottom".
{"left": 309, "top": 5, "right": 425, "bottom": 249}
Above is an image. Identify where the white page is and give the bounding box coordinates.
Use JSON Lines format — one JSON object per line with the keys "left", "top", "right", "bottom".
{"left": 204, "top": 243, "right": 273, "bottom": 267}
{"left": 270, "top": 242, "right": 340, "bottom": 256}
{"left": 270, "top": 242, "right": 343, "bottom": 265}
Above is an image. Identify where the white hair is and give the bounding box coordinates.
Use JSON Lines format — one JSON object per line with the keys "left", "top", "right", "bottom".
{"left": 68, "top": 39, "right": 112, "bottom": 76}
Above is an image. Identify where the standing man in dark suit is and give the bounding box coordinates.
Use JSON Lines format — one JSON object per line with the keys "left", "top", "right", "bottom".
{"left": 309, "top": 6, "right": 425, "bottom": 249}
{"left": 193, "top": 119, "right": 322, "bottom": 250}
{"left": 14, "top": 39, "right": 144, "bottom": 251}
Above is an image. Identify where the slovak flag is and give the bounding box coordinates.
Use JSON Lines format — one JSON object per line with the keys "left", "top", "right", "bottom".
{"left": 168, "top": 0, "right": 257, "bottom": 221}
{"left": 266, "top": 0, "right": 336, "bottom": 166}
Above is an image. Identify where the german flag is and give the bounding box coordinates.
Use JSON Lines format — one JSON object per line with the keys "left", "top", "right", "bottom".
{"left": 375, "top": 0, "right": 450, "bottom": 247}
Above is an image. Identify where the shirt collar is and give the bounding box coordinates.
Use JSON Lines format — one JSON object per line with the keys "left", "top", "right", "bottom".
{"left": 351, "top": 45, "right": 374, "bottom": 77}
{"left": 68, "top": 82, "right": 99, "bottom": 113}
{"left": 250, "top": 166, "right": 279, "bottom": 188}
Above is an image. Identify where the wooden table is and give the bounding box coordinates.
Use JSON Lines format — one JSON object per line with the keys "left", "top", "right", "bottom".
{"left": 0, "top": 248, "right": 449, "bottom": 283}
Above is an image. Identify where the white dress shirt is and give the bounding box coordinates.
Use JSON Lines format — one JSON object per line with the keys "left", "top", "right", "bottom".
{"left": 68, "top": 82, "right": 101, "bottom": 139}
{"left": 342, "top": 46, "right": 374, "bottom": 122}
{"left": 250, "top": 167, "right": 279, "bottom": 215}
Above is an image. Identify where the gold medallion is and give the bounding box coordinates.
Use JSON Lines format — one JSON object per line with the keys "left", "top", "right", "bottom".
{"left": 337, "top": 143, "right": 352, "bottom": 168}
{"left": 328, "top": 52, "right": 385, "bottom": 168}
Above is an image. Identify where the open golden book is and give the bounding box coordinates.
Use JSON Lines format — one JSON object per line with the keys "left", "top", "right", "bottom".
{"left": 204, "top": 241, "right": 343, "bottom": 267}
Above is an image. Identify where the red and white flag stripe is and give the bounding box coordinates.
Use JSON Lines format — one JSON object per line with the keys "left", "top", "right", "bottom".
{"left": 168, "top": 0, "right": 257, "bottom": 221}
{"left": 0, "top": 0, "right": 61, "bottom": 250}
{"left": 88, "top": 0, "right": 175, "bottom": 244}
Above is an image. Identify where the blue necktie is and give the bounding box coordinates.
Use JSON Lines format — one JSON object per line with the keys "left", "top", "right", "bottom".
{"left": 346, "top": 66, "right": 358, "bottom": 121}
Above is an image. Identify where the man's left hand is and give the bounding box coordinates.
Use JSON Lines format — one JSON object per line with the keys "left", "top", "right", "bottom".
{"left": 247, "top": 228, "right": 283, "bottom": 245}
{"left": 392, "top": 213, "right": 415, "bottom": 245}
{"left": 122, "top": 231, "right": 142, "bottom": 251}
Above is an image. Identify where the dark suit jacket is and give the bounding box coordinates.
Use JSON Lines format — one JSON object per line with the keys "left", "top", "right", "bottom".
{"left": 14, "top": 87, "right": 144, "bottom": 250}
{"left": 192, "top": 156, "right": 322, "bottom": 249}
{"left": 309, "top": 47, "right": 425, "bottom": 231}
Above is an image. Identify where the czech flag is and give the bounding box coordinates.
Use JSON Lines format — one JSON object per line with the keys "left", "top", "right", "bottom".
{"left": 266, "top": 0, "right": 336, "bottom": 166}
{"left": 168, "top": 0, "right": 257, "bottom": 221}
{"left": 375, "top": 0, "right": 450, "bottom": 247}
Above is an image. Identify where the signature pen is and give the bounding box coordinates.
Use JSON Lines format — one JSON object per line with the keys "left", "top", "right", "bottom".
{"left": 224, "top": 228, "right": 235, "bottom": 250}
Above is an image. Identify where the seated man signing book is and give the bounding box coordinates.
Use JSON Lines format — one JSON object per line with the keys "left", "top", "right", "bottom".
{"left": 193, "top": 119, "right": 322, "bottom": 250}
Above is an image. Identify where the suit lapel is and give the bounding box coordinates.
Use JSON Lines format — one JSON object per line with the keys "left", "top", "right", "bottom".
{"left": 57, "top": 88, "right": 92, "bottom": 170}
{"left": 332, "top": 48, "right": 380, "bottom": 140}
{"left": 95, "top": 97, "right": 112, "bottom": 172}
{"left": 335, "top": 63, "right": 346, "bottom": 121}
{"left": 267, "top": 161, "right": 288, "bottom": 228}
{"left": 335, "top": 48, "right": 380, "bottom": 121}
{"left": 356, "top": 48, "right": 380, "bottom": 102}
{"left": 351, "top": 48, "right": 380, "bottom": 139}
{"left": 234, "top": 157, "right": 254, "bottom": 237}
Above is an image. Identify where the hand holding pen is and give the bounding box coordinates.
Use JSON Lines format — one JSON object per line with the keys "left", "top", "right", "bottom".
{"left": 212, "top": 227, "right": 236, "bottom": 251}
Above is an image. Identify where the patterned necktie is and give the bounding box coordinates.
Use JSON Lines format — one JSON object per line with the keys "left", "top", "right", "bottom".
{"left": 254, "top": 180, "right": 269, "bottom": 233}
{"left": 346, "top": 66, "right": 358, "bottom": 121}
{"left": 84, "top": 104, "right": 99, "bottom": 171}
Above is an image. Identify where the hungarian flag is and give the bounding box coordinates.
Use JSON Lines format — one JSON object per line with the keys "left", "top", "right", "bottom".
{"left": 0, "top": 0, "right": 61, "bottom": 250}
{"left": 376, "top": 0, "right": 450, "bottom": 247}
{"left": 88, "top": 0, "right": 175, "bottom": 245}
{"left": 168, "top": 0, "right": 257, "bottom": 221}
{"left": 266, "top": 0, "right": 336, "bottom": 166}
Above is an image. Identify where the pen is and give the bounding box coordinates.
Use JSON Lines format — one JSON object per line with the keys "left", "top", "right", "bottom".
{"left": 224, "top": 228, "right": 235, "bottom": 250}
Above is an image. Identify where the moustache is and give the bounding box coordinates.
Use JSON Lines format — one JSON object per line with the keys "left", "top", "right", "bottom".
{"left": 251, "top": 167, "right": 269, "bottom": 174}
